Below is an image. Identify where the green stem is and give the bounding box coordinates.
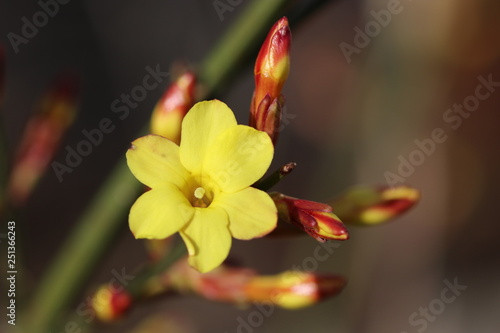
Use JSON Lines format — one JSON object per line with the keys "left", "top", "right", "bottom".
{"left": 0, "top": 123, "right": 9, "bottom": 216}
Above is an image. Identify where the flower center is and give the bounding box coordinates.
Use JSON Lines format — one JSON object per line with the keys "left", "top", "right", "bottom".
{"left": 192, "top": 186, "right": 212, "bottom": 208}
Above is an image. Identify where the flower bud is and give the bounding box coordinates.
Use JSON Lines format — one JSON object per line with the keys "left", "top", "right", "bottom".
{"left": 150, "top": 71, "right": 196, "bottom": 144}
{"left": 244, "top": 271, "right": 346, "bottom": 309}
{"left": 330, "top": 186, "right": 420, "bottom": 225}
{"left": 91, "top": 284, "right": 132, "bottom": 322}
{"left": 250, "top": 17, "right": 291, "bottom": 144}
{"left": 7, "top": 73, "right": 79, "bottom": 206}
{"left": 161, "top": 259, "right": 345, "bottom": 309}
{"left": 129, "top": 313, "right": 194, "bottom": 333}
{"left": 161, "top": 258, "right": 255, "bottom": 303}
{"left": 271, "top": 192, "right": 349, "bottom": 242}
{"left": 145, "top": 237, "right": 174, "bottom": 261}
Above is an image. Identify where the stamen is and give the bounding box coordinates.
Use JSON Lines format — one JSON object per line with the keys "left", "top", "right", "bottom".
{"left": 194, "top": 187, "right": 206, "bottom": 199}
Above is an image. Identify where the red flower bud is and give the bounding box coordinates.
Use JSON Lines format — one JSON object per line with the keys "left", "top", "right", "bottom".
{"left": 244, "top": 271, "right": 346, "bottom": 309}
{"left": 250, "top": 17, "right": 291, "bottom": 144}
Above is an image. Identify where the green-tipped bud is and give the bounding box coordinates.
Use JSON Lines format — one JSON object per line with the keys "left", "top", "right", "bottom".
{"left": 150, "top": 71, "right": 196, "bottom": 144}
{"left": 330, "top": 185, "right": 420, "bottom": 226}
{"left": 91, "top": 284, "right": 132, "bottom": 322}
{"left": 250, "top": 17, "right": 291, "bottom": 144}
{"left": 7, "top": 72, "right": 79, "bottom": 206}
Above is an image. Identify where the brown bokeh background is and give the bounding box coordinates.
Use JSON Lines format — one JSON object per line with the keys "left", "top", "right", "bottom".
{"left": 1, "top": 0, "right": 500, "bottom": 332}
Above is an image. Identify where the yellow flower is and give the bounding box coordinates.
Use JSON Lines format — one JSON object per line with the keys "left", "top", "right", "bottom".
{"left": 127, "top": 100, "right": 277, "bottom": 273}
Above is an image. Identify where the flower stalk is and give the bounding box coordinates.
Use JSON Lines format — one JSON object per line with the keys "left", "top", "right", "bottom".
{"left": 7, "top": 73, "right": 79, "bottom": 206}
{"left": 127, "top": 100, "right": 276, "bottom": 273}
{"left": 150, "top": 71, "right": 196, "bottom": 144}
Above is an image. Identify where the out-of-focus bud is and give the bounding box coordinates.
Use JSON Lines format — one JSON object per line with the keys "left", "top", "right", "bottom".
{"left": 271, "top": 192, "right": 349, "bottom": 242}
{"left": 145, "top": 237, "right": 174, "bottom": 261}
{"left": 7, "top": 73, "right": 79, "bottom": 206}
{"left": 330, "top": 186, "right": 420, "bottom": 226}
{"left": 91, "top": 284, "right": 132, "bottom": 322}
{"left": 160, "top": 259, "right": 345, "bottom": 310}
{"left": 244, "top": 271, "right": 346, "bottom": 309}
{"left": 150, "top": 71, "right": 196, "bottom": 144}
{"left": 250, "top": 17, "right": 291, "bottom": 144}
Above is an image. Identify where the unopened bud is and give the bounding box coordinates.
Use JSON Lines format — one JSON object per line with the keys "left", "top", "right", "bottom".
{"left": 0, "top": 45, "right": 5, "bottom": 106}
{"left": 250, "top": 17, "right": 291, "bottom": 144}
{"left": 91, "top": 284, "right": 132, "bottom": 322}
{"left": 163, "top": 259, "right": 345, "bottom": 309}
{"left": 145, "top": 237, "right": 174, "bottom": 261}
{"left": 7, "top": 72, "right": 79, "bottom": 206}
{"left": 330, "top": 186, "right": 420, "bottom": 225}
{"left": 271, "top": 192, "right": 349, "bottom": 242}
{"left": 129, "top": 313, "right": 194, "bottom": 333}
{"left": 150, "top": 71, "right": 196, "bottom": 144}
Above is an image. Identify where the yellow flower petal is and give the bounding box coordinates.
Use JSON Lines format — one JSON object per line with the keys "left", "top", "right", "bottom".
{"left": 203, "top": 125, "right": 273, "bottom": 193}
{"left": 129, "top": 184, "right": 194, "bottom": 239}
{"left": 180, "top": 100, "right": 237, "bottom": 175}
{"left": 213, "top": 187, "right": 277, "bottom": 240}
{"left": 179, "top": 207, "right": 231, "bottom": 273}
{"left": 126, "top": 135, "right": 190, "bottom": 189}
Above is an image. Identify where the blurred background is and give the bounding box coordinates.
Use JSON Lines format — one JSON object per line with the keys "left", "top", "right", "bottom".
{"left": 1, "top": 0, "right": 499, "bottom": 332}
